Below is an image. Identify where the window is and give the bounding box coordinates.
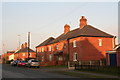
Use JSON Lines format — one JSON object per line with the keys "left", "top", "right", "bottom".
{"left": 49, "top": 54, "right": 52, "bottom": 61}
{"left": 73, "top": 52, "right": 77, "bottom": 61}
{"left": 42, "top": 48, "right": 44, "bottom": 52}
{"left": 73, "top": 40, "right": 77, "bottom": 47}
{"left": 49, "top": 46, "right": 52, "bottom": 51}
{"left": 58, "top": 56, "right": 63, "bottom": 61}
{"left": 63, "top": 43, "right": 67, "bottom": 49}
{"left": 55, "top": 44, "right": 58, "bottom": 50}
{"left": 98, "top": 39, "right": 102, "bottom": 46}
{"left": 41, "top": 56, "right": 44, "bottom": 62}
{"left": 22, "top": 53, "right": 25, "bottom": 56}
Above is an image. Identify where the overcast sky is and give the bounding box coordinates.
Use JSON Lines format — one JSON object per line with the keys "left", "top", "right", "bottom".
{"left": 1, "top": 1, "right": 118, "bottom": 54}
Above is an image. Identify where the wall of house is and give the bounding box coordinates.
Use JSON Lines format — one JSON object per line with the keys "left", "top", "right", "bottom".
{"left": 18, "top": 52, "right": 36, "bottom": 60}
{"left": 69, "top": 37, "right": 113, "bottom": 61}
{"left": 36, "top": 40, "right": 69, "bottom": 65}
{"left": 117, "top": 47, "right": 120, "bottom": 67}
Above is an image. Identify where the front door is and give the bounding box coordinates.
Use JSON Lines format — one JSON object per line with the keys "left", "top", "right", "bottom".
{"left": 109, "top": 53, "right": 117, "bottom": 66}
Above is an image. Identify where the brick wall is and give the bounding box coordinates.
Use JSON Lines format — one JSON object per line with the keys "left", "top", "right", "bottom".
{"left": 69, "top": 37, "right": 113, "bottom": 61}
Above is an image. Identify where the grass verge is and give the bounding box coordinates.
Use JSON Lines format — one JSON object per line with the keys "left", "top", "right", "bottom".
{"left": 50, "top": 71, "right": 110, "bottom": 78}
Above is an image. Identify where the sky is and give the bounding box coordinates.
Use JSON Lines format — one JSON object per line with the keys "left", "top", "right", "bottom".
{"left": 1, "top": 1, "right": 118, "bottom": 54}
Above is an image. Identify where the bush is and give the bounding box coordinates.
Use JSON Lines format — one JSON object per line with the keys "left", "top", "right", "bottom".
{"left": 6, "top": 61, "right": 11, "bottom": 64}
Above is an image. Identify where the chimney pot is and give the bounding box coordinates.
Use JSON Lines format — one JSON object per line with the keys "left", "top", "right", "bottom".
{"left": 21, "top": 44, "right": 24, "bottom": 49}
{"left": 64, "top": 24, "right": 70, "bottom": 34}
{"left": 80, "top": 16, "right": 87, "bottom": 29}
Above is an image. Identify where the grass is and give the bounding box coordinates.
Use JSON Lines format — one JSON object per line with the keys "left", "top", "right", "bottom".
{"left": 75, "top": 67, "right": 120, "bottom": 76}
{"left": 50, "top": 70, "right": 109, "bottom": 78}
{"left": 41, "top": 65, "right": 67, "bottom": 68}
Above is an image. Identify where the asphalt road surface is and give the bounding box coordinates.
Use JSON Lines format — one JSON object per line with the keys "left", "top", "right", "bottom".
{"left": 1, "top": 64, "right": 113, "bottom": 80}
{"left": 2, "top": 64, "right": 76, "bottom": 78}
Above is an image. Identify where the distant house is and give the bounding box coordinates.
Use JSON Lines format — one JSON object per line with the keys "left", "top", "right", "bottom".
{"left": 2, "top": 51, "right": 15, "bottom": 63}
{"left": 36, "top": 16, "right": 115, "bottom": 66}
{"left": 15, "top": 42, "right": 36, "bottom": 61}
{"left": 8, "top": 53, "right": 15, "bottom": 61}
{"left": 106, "top": 44, "right": 120, "bottom": 67}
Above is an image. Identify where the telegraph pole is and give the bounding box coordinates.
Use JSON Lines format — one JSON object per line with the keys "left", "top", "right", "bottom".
{"left": 18, "top": 35, "right": 21, "bottom": 49}
{"left": 18, "top": 34, "right": 21, "bottom": 60}
{"left": 28, "top": 32, "right": 30, "bottom": 61}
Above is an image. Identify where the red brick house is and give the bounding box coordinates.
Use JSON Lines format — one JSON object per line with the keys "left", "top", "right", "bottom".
{"left": 15, "top": 42, "right": 36, "bottom": 61}
{"left": 1, "top": 51, "right": 15, "bottom": 63}
{"left": 36, "top": 16, "right": 115, "bottom": 66}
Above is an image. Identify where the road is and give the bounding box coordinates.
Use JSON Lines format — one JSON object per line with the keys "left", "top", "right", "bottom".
{"left": 2, "top": 64, "right": 76, "bottom": 79}
{"left": 2, "top": 64, "right": 116, "bottom": 80}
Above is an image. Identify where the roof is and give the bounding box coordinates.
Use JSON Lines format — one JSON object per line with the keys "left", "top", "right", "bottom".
{"left": 113, "top": 44, "right": 120, "bottom": 50}
{"left": 7, "top": 51, "right": 15, "bottom": 53}
{"left": 15, "top": 47, "right": 35, "bottom": 53}
{"left": 36, "top": 37, "right": 55, "bottom": 48}
{"left": 49, "top": 25, "right": 114, "bottom": 44}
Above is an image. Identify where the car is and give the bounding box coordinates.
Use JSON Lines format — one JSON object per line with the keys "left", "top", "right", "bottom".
{"left": 11, "top": 60, "right": 19, "bottom": 66}
{"left": 26, "top": 59, "right": 40, "bottom": 68}
{"left": 17, "top": 60, "right": 27, "bottom": 67}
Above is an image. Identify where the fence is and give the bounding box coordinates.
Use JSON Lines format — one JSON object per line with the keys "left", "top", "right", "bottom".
{"left": 74, "top": 64, "right": 120, "bottom": 76}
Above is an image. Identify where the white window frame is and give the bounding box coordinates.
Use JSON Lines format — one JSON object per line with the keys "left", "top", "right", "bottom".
{"left": 22, "top": 53, "right": 25, "bottom": 56}
{"left": 98, "top": 39, "right": 102, "bottom": 46}
{"left": 73, "top": 52, "right": 77, "bottom": 61}
{"left": 49, "top": 46, "right": 52, "bottom": 51}
{"left": 49, "top": 54, "right": 52, "bottom": 61}
{"left": 41, "top": 56, "right": 44, "bottom": 62}
{"left": 58, "top": 56, "right": 63, "bottom": 61}
{"left": 55, "top": 45, "right": 58, "bottom": 50}
{"left": 73, "top": 40, "right": 77, "bottom": 47}
{"left": 63, "top": 43, "right": 67, "bottom": 49}
{"left": 42, "top": 48, "right": 44, "bottom": 52}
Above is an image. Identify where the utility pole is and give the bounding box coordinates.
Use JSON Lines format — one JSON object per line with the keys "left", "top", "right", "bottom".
{"left": 18, "top": 34, "right": 21, "bottom": 49}
{"left": 28, "top": 32, "right": 30, "bottom": 61}
{"left": 18, "top": 34, "right": 21, "bottom": 60}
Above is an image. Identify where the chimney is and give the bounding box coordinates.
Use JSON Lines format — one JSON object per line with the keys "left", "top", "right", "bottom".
{"left": 64, "top": 24, "right": 70, "bottom": 34}
{"left": 21, "top": 44, "right": 24, "bottom": 49}
{"left": 80, "top": 16, "right": 87, "bottom": 29}
{"left": 23, "top": 42, "right": 27, "bottom": 48}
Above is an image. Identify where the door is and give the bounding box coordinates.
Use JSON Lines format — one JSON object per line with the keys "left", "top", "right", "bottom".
{"left": 109, "top": 53, "right": 117, "bottom": 66}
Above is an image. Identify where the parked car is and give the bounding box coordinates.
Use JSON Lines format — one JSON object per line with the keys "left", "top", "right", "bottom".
{"left": 17, "top": 60, "right": 27, "bottom": 66}
{"left": 26, "top": 59, "right": 40, "bottom": 68}
{"left": 11, "top": 60, "right": 19, "bottom": 66}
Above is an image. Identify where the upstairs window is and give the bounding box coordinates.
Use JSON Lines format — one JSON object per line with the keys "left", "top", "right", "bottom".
{"left": 98, "top": 39, "right": 102, "bottom": 46}
{"left": 55, "top": 44, "right": 58, "bottom": 50}
{"left": 73, "top": 40, "right": 77, "bottom": 47}
{"left": 22, "top": 53, "right": 25, "bottom": 56}
{"left": 49, "top": 46, "right": 52, "bottom": 51}
{"left": 42, "top": 48, "right": 44, "bottom": 52}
